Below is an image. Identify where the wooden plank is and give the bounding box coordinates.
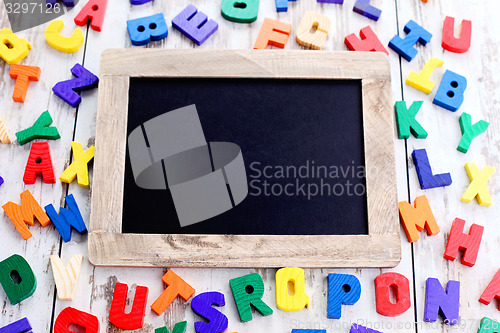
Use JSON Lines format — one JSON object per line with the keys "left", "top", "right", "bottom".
{"left": 0, "top": 6, "right": 88, "bottom": 333}
{"left": 90, "top": 75, "right": 128, "bottom": 234}
{"left": 88, "top": 233, "right": 400, "bottom": 268}
{"left": 56, "top": 0, "right": 416, "bottom": 331}
{"left": 396, "top": 0, "right": 500, "bottom": 331}
{"left": 100, "top": 49, "right": 391, "bottom": 79}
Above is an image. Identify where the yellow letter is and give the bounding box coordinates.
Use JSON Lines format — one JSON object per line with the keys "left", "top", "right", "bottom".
{"left": 406, "top": 58, "right": 444, "bottom": 94}
{"left": 276, "top": 267, "right": 310, "bottom": 311}
{"left": 59, "top": 142, "right": 95, "bottom": 188}
{"left": 0, "top": 28, "right": 31, "bottom": 64}
{"left": 461, "top": 162, "right": 496, "bottom": 206}
{"left": 45, "top": 20, "right": 84, "bottom": 53}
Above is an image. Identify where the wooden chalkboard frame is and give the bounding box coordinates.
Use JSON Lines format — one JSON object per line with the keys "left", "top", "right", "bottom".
{"left": 89, "top": 49, "right": 400, "bottom": 268}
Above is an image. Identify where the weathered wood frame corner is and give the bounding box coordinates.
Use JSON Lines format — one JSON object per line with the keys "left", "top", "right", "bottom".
{"left": 89, "top": 49, "right": 400, "bottom": 268}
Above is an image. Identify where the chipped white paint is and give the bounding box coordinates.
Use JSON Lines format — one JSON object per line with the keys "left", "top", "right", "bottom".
{"left": 0, "top": 0, "right": 497, "bottom": 332}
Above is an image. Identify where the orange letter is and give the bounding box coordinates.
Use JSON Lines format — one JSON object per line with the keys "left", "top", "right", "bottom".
{"left": 398, "top": 195, "right": 439, "bottom": 243}
{"left": 9, "top": 64, "right": 41, "bottom": 103}
{"left": 2, "top": 190, "right": 51, "bottom": 240}
{"left": 253, "top": 18, "right": 292, "bottom": 49}
{"left": 151, "top": 270, "right": 195, "bottom": 315}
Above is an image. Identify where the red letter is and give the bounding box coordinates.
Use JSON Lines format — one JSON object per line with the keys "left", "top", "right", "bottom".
{"left": 480, "top": 269, "right": 500, "bottom": 309}
{"left": 109, "top": 282, "right": 148, "bottom": 330}
{"left": 54, "top": 307, "right": 99, "bottom": 333}
{"left": 375, "top": 272, "right": 411, "bottom": 317}
{"left": 74, "top": 0, "right": 108, "bottom": 32}
{"left": 345, "top": 26, "right": 388, "bottom": 55}
{"left": 23, "top": 142, "right": 55, "bottom": 184}
{"left": 444, "top": 218, "right": 484, "bottom": 267}
{"left": 442, "top": 16, "right": 471, "bottom": 53}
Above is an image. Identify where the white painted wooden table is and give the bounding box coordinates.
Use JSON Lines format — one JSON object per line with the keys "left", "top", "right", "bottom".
{"left": 0, "top": 0, "right": 499, "bottom": 332}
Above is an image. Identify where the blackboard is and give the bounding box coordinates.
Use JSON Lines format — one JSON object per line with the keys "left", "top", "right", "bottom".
{"left": 89, "top": 49, "right": 400, "bottom": 268}
{"left": 123, "top": 77, "right": 367, "bottom": 235}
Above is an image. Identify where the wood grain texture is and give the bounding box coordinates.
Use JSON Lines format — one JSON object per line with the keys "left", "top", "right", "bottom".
{"left": 100, "top": 49, "right": 390, "bottom": 79}
{"left": 89, "top": 233, "right": 401, "bottom": 268}
{"left": 50, "top": 254, "right": 83, "bottom": 300}
{"left": 0, "top": 0, "right": 420, "bottom": 331}
{"left": 398, "top": 0, "right": 500, "bottom": 331}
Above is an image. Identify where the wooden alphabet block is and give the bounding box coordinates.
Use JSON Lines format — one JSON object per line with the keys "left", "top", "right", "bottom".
{"left": 50, "top": 254, "right": 83, "bottom": 300}
{"left": 276, "top": 267, "right": 310, "bottom": 311}
{"left": 442, "top": 16, "right": 471, "bottom": 53}
{"left": 15, "top": 111, "right": 60, "bottom": 146}
{"left": 221, "top": 0, "right": 259, "bottom": 23}
{"left": 45, "top": 194, "right": 87, "bottom": 242}
{"left": 23, "top": 142, "right": 56, "bottom": 184}
{"left": 172, "top": 4, "right": 218, "bottom": 46}
{"left": 253, "top": 18, "right": 292, "bottom": 49}
{"left": 406, "top": 58, "right": 444, "bottom": 94}
{"left": 127, "top": 13, "right": 168, "bottom": 46}
{"left": 296, "top": 11, "right": 331, "bottom": 50}
{"left": 0, "top": 28, "right": 31, "bottom": 64}
{"left": 480, "top": 269, "right": 500, "bottom": 309}
{"left": 191, "top": 292, "right": 228, "bottom": 333}
{"left": 151, "top": 269, "right": 195, "bottom": 315}
{"left": 443, "top": 218, "right": 484, "bottom": 267}
{"left": 457, "top": 112, "right": 489, "bottom": 153}
{"left": 229, "top": 272, "right": 273, "bottom": 322}
{"left": 424, "top": 278, "right": 460, "bottom": 325}
{"left": 375, "top": 272, "right": 411, "bottom": 317}
{"left": 478, "top": 317, "right": 500, "bottom": 332}
{"left": 52, "top": 63, "right": 99, "bottom": 108}
{"left": 394, "top": 101, "right": 427, "bottom": 139}
{"left": 0, "top": 254, "right": 36, "bottom": 305}
{"left": 45, "top": 20, "right": 84, "bottom": 53}
{"left": 350, "top": 324, "right": 382, "bottom": 332}
{"left": 344, "top": 26, "right": 388, "bottom": 55}
{"left": 353, "top": 0, "right": 381, "bottom": 21}
{"left": 0, "top": 115, "right": 11, "bottom": 144}
{"left": 412, "top": 149, "right": 452, "bottom": 189}
{"left": 461, "top": 162, "right": 495, "bottom": 206}
{"left": 54, "top": 307, "right": 99, "bottom": 333}
{"left": 109, "top": 282, "right": 149, "bottom": 330}
{"left": 0, "top": 317, "right": 32, "bottom": 333}
{"left": 9, "top": 64, "right": 40, "bottom": 103}
{"left": 433, "top": 70, "right": 467, "bottom": 112}
{"left": 388, "top": 20, "right": 432, "bottom": 62}
{"left": 327, "top": 273, "right": 361, "bottom": 319}
{"left": 74, "top": 0, "right": 108, "bottom": 31}
{"left": 275, "top": 0, "right": 297, "bottom": 12}
{"left": 46, "top": 0, "right": 75, "bottom": 6}
{"left": 398, "top": 195, "right": 439, "bottom": 243}
{"left": 155, "top": 321, "right": 188, "bottom": 333}
{"left": 59, "top": 141, "right": 94, "bottom": 188}
{"left": 2, "top": 190, "right": 51, "bottom": 240}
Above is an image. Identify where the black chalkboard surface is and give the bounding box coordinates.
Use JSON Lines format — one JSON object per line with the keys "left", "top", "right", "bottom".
{"left": 123, "top": 77, "right": 367, "bottom": 235}
{"left": 89, "top": 49, "right": 399, "bottom": 268}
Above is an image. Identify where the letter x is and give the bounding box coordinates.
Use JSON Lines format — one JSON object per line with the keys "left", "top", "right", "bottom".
{"left": 59, "top": 142, "right": 95, "bottom": 188}
{"left": 461, "top": 162, "right": 496, "bottom": 206}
